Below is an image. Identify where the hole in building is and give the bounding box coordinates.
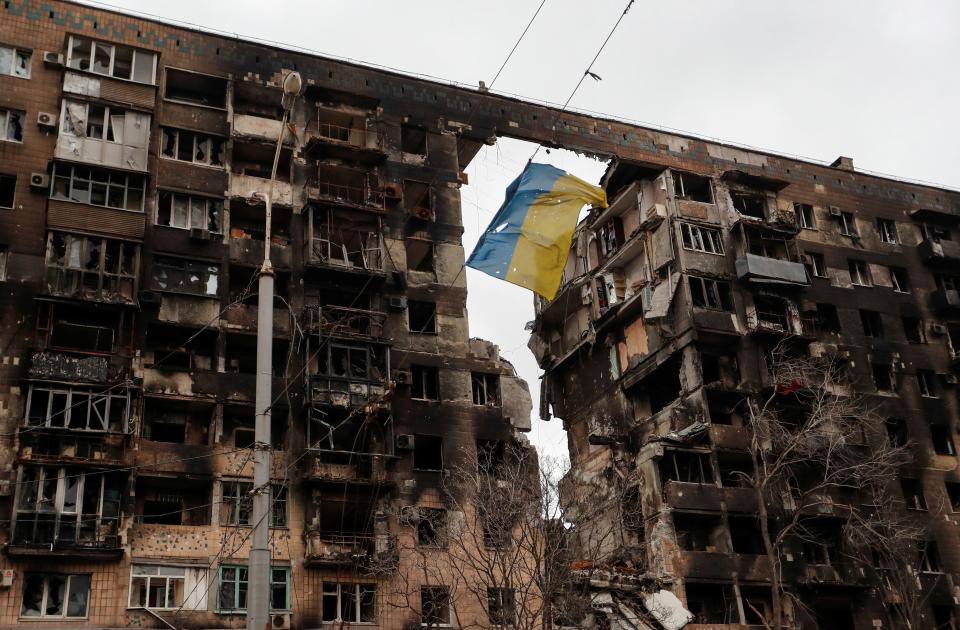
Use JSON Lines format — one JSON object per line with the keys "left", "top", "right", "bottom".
{"left": 401, "top": 125, "right": 427, "bottom": 155}
{"left": 673, "top": 171, "right": 713, "bottom": 203}
{"left": 731, "top": 191, "right": 766, "bottom": 218}
{"left": 410, "top": 365, "right": 440, "bottom": 400}
{"left": 403, "top": 180, "right": 433, "bottom": 221}
{"left": 225, "top": 404, "right": 287, "bottom": 450}
{"left": 413, "top": 434, "right": 443, "bottom": 471}
{"left": 142, "top": 397, "right": 212, "bottom": 444}
{"left": 0, "top": 173, "right": 15, "bottom": 208}
{"left": 145, "top": 323, "right": 217, "bottom": 371}
{"left": 406, "top": 239, "right": 435, "bottom": 273}
{"left": 729, "top": 515, "right": 765, "bottom": 553}
{"left": 660, "top": 449, "right": 713, "bottom": 485}
{"left": 408, "top": 300, "right": 437, "bottom": 334}
{"left": 643, "top": 356, "right": 682, "bottom": 415}
{"left": 416, "top": 507, "right": 447, "bottom": 546}
{"left": 673, "top": 512, "right": 725, "bottom": 552}
{"left": 135, "top": 477, "right": 211, "bottom": 525}
{"left": 164, "top": 68, "right": 227, "bottom": 108}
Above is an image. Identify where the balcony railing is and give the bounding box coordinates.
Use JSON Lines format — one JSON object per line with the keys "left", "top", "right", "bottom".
{"left": 19, "top": 431, "right": 126, "bottom": 465}
{"left": 11, "top": 516, "right": 121, "bottom": 555}
{"left": 308, "top": 180, "right": 385, "bottom": 210}
{"left": 304, "top": 531, "right": 396, "bottom": 568}
{"left": 735, "top": 253, "right": 809, "bottom": 286}
{"left": 308, "top": 230, "right": 384, "bottom": 273}
{"left": 310, "top": 305, "right": 386, "bottom": 340}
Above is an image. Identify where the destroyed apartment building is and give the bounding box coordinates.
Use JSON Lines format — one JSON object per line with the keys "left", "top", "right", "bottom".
{"left": 1, "top": 1, "right": 959, "bottom": 629}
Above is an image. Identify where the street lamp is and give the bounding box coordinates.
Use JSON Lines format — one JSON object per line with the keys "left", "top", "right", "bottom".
{"left": 249, "top": 70, "right": 301, "bottom": 630}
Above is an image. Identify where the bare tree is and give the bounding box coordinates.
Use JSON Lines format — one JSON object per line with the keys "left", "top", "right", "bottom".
{"left": 737, "top": 342, "right": 916, "bottom": 630}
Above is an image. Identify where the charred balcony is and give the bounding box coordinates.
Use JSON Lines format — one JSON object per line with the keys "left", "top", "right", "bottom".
{"left": 306, "top": 163, "right": 385, "bottom": 212}
{"left": 228, "top": 199, "right": 292, "bottom": 269}
{"left": 43, "top": 231, "right": 140, "bottom": 305}
{"left": 305, "top": 204, "right": 385, "bottom": 277}
{"left": 307, "top": 335, "right": 390, "bottom": 408}
{"left": 228, "top": 140, "right": 294, "bottom": 207}
{"left": 18, "top": 430, "right": 128, "bottom": 467}
{"left": 304, "top": 106, "right": 386, "bottom": 165}
{"left": 141, "top": 323, "right": 219, "bottom": 398}
{"left": 735, "top": 226, "right": 808, "bottom": 287}
{"left": 307, "top": 303, "right": 387, "bottom": 341}
{"left": 304, "top": 487, "right": 395, "bottom": 569}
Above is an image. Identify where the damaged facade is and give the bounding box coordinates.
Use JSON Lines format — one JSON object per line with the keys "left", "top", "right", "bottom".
{"left": 530, "top": 152, "right": 960, "bottom": 625}
{"left": 0, "top": 2, "right": 538, "bottom": 628}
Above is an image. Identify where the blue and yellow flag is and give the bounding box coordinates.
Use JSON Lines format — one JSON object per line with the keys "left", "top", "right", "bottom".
{"left": 467, "top": 163, "right": 607, "bottom": 300}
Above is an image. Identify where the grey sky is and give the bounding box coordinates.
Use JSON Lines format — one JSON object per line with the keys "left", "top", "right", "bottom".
{"left": 84, "top": 0, "right": 960, "bottom": 460}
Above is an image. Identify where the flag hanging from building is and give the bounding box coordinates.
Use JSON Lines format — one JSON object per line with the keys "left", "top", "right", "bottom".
{"left": 466, "top": 162, "right": 607, "bottom": 300}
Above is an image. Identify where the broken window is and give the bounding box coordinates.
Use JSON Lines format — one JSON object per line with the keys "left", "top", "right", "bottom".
{"left": 164, "top": 68, "right": 227, "bottom": 108}
{"left": 225, "top": 407, "right": 285, "bottom": 450}
{"left": 645, "top": 356, "right": 683, "bottom": 415}
{"left": 717, "top": 452, "right": 753, "bottom": 487}
{"left": 60, "top": 100, "right": 149, "bottom": 146}
{"left": 945, "top": 482, "right": 960, "bottom": 513}
{"left": 680, "top": 222, "right": 724, "bottom": 255}
{"left": 157, "top": 191, "right": 223, "bottom": 233}
{"left": 0, "top": 45, "right": 31, "bottom": 78}
{"left": 877, "top": 218, "right": 898, "bottom": 244}
{"left": 931, "top": 425, "right": 955, "bottom": 456}
{"left": 839, "top": 211, "right": 858, "bottom": 236}
{"left": 661, "top": 450, "right": 714, "bottom": 484}
{"left": 901, "top": 478, "right": 927, "bottom": 511}
{"left": 890, "top": 267, "right": 910, "bottom": 293}
{"left": 731, "top": 191, "right": 766, "bottom": 218}
{"left": 322, "top": 583, "right": 377, "bottom": 623}
{"left": 754, "top": 295, "right": 791, "bottom": 330}
{"left": 401, "top": 124, "right": 428, "bottom": 155}
{"left": 0, "top": 173, "right": 15, "bottom": 208}
{"left": 0, "top": 108, "right": 24, "bottom": 142}
{"left": 137, "top": 477, "right": 210, "bottom": 526}
{"left": 487, "top": 587, "right": 516, "bottom": 626}
{"left": 689, "top": 275, "right": 733, "bottom": 311}
{"left": 417, "top": 507, "right": 448, "bottom": 547}
{"left": 151, "top": 256, "right": 219, "bottom": 297}
{"left": 918, "top": 540, "right": 942, "bottom": 573}
{"left": 128, "top": 565, "right": 189, "bottom": 609}
{"left": 316, "top": 341, "right": 387, "bottom": 382}
{"left": 471, "top": 373, "right": 500, "bottom": 406}
{"left": 673, "top": 512, "right": 724, "bottom": 551}
{"left": 20, "top": 573, "right": 90, "bottom": 619}
{"left": 160, "top": 127, "right": 225, "bottom": 167}
{"left": 14, "top": 466, "right": 122, "bottom": 548}
{"left": 50, "top": 163, "right": 145, "bottom": 212}
{"left": 45, "top": 232, "right": 138, "bottom": 303}
{"left": 872, "top": 363, "right": 893, "bottom": 393}
{"left": 902, "top": 317, "right": 925, "bottom": 344}
{"left": 673, "top": 172, "right": 712, "bottom": 203}
{"left": 794, "top": 202, "right": 815, "bottom": 229}
{"left": 221, "top": 482, "right": 286, "bottom": 527}
{"left": 308, "top": 205, "right": 384, "bottom": 270}
{"left": 859, "top": 310, "right": 883, "bottom": 338}
{"left": 0, "top": 244, "right": 7, "bottom": 281}
{"left": 885, "top": 418, "right": 908, "bottom": 447}
{"left": 408, "top": 300, "right": 437, "bottom": 334}
{"left": 66, "top": 35, "right": 156, "bottom": 83}
{"left": 313, "top": 163, "right": 382, "bottom": 207}
{"left": 421, "top": 586, "right": 450, "bottom": 626}
{"left": 413, "top": 435, "right": 443, "bottom": 471}
{"left": 598, "top": 217, "right": 625, "bottom": 260}
{"left": 848, "top": 259, "right": 871, "bottom": 286}
{"left": 729, "top": 516, "right": 765, "bottom": 554}
{"left": 923, "top": 223, "right": 953, "bottom": 243}
{"left": 917, "top": 369, "right": 937, "bottom": 398}
{"left": 25, "top": 385, "right": 129, "bottom": 433}
{"left": 814, "top": 303, "right": 841, "bottom": 334}
{"left": 804, "top": 251, "right": 827, "bottom": 278}
{"left": 43, "top": 307, "right": 117, "bottom": 353}
{"left": 406, "top": 239, "right": 435, "bottom": 273}
{"left": 142, "top": 398, "right": 211, "bottom": 444}
{"left": 404, "top": 180, "right": 433, "bottom": 220}
{"left": 477, "top": 439, "right": 506, "bottom": 475}
{"left": 411, "top": 365, "right": 440, "bottom": 400}
{"left": 685, "top": 583, "right": 737, "bottom": 624}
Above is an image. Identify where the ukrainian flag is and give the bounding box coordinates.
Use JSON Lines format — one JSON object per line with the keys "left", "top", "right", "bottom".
{"left": 467, "top": 163, "right": 607, "bottom": 300}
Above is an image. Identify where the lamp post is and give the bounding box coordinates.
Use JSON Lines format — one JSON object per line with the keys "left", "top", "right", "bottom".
{"left": 248, "top": 70, "right": 301, "bottom": 630}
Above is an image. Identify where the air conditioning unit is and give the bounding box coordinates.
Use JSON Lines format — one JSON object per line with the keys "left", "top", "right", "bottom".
{"left": 271, "top": 612, "right": 291, "bottom": 629}
{"left": 395, "top": 434, "right": 415, "bottom": 450}
{"left": 930, "top": 323, "right": 948, "bottom": 336}
{"left": 43, "top": 51, "right": 64, "bottom": 67}
{"left": 37, "top": 112, "right": 57, "bottom": 129}
{"left": 189, "top": 227, "right": 210, "bottom": 241}
{"left": 383, "top": 182, "right": 402, "bottom": 199}
{"left": 828, "top": 206, "right": 842, "bottom": 217}
{"left": 29, "top": 172, "right": 50, "bottom": 190}
{"left": 394, "top": 369, "right": 412, "bottom": 385}
{"left": 388, "top": 296, "right": 407, "bottom": 310}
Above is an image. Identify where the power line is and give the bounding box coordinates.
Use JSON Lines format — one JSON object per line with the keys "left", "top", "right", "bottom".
{"left": 489, "top": 0, "right": 549, "bottom": 89}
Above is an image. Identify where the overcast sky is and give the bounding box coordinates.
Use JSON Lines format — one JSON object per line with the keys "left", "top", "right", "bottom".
{"left": 84, "top": 0, "right": 960, "bottom": 462}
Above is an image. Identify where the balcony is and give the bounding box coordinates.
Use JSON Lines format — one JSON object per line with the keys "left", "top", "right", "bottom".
{"left": 664, "top": 481, "right": 758, "bottom": 513}
{"left": 62, "top": 70, "right": 156, "bottom": 110}
{"left": 309, "top": 378, "right": 389, "bottom": 409}
{"left": 231, "top": 113, "right": 295, "bottom": 145}
{"left": 306, "top": 452, "right": 390, "bottom": 485}
{"left": 228, "top": 234, "right": 292, "bottom": 269}
{"left": 228, "top": 173, "right": 293, "bottom": 207}
{"left": 304, "top": 532, "right": 395, "bottom": 569}
{"left": 222, "top": 303, "right": 291, "bottom": 337}
{"left": 134, "top": 440, "right": 217, "bottom": 476}
{"left": 735, "top": 254, "right": 809, "bottom": 286}
{"left": 309, "top": 305, "right": 387, "bottom": 340}
{"left": 19, "top": 431, "right": 127, "bottom": 466}
{"left": 29, "top": 351, "right": 112, "bottom": 383}
{"left": 918, "top": 238, "right": 960, "bottom": 263}
{"left": 679, "top": 551, "right": 772, "bottom": 582}
{"left": 306, "top": 164, "right": 385, "bottom": 212}
{"left": 932, "top": 287, "right": 960, "bottom": 313}
{"left": 305, "top": 123, "right": 386, "bottom": 165}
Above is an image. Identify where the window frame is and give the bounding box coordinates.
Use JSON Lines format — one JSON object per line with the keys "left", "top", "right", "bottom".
{"left": 217, "top": 565, "right": 289, "bottom": 613}
{"left": 0, "top": 172, "right": 15, "bottom": 209}
{"left": 917, "top": 369, "right": 938, "bottom": 398}
{"left": 50, "top": 163, "right": 146, "bottom": 212}
{"left": 322, "top": 582, "right": 377, "bottom": 623}
{"left": 471, "top": 372, "right": 501, "bottom": 406}
{"left": 411, "top": 365, "right": 440, "bottom": 401}
{"left": 848, "top": 259, "right": 871, "bottom": 287}
{"left": 219, "top": 481, "right": 287, "bottom": 528}
{"left": 20, "top": 573, "right": 90, "bottom": 619}
{"left": 0, "top": 45, "right": 32, "bottom": 78}
{"left": 0, "top": 107, "right": 25, "bottom": 142}
{"left": 839, "top": 211, "right": 858, "bottom": 236}
{"left": 877, "top": 218, "right": 898, "bottom": 244}
{"left": 889, "top": 267, "right": 910, "bottom": 293}
{"left": 44, "top": 231, "right": 140, "bottom": 303}
{"left": 151, "top": 256, "right": 219, "bottom": 298}
{"left": 688, "top": 275, "right": 733, "bottom": 311}
{"left": 794, "top": 202, "right": 816, "bottom": 229}
{"left": 127, "top": 564, "right": 188, "bottom": 610}
{"left": 25, "top": 384, "right": 131, "bottom": 433}
{"left": 66, "top": 35, "right": 156, "bottom": 84}
{"left": 806, "top": 251, "right": 827, "bottom": 278}
{"left": 156, "top": 190, "right": 224, "bottom": 233}
{"left": 680, "top": 222, "right": 724, "bottom": 256}
{"left": 420, "top": 586, "right": 451, "bottom": 627}
{"left": 159, "top": 127, "right": 225, "bottom": 168}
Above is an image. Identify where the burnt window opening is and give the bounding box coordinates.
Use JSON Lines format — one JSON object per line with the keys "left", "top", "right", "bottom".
{"left": 226, "top": 335, "right": 288, "bottom": 376}
{"left": 411, "top": 365, "right": 440, "bottom": 400}
{"left": 815, "top": 303, "right": 842, "bottom": 334}
{"left": 145, "top": 323, "right": 217, "bottom": 371}
{"left": 689, "top": 275, "right": 733, "bottom": 311}
{"left": 142, "top": 398, "right": 211, "bottom": 445}
{"left": 400, "top": 124, "right": 427, "bottom": 155}
{"left": 221, "top": 481, "right": 286, "bottom": 527}
{"left": 646, "top": 356, "right": 683, "bottom": 415}
{"left": 0, "top": 107, "right": 24, "bottom": 142}
{"left": 408, "top": 300, "right": 437, "bottom": 334}
{"left": 839, "top": 211, "right": 858, "bottom": 237}
{"left": 315, "top": 341, "right": 387, "bottom": 382}
{"left": 890, "top": 266, "right": 910, "bottom": 293}
{"left": 945, "top": 482, "right": 960, "bottom": 513}
{"left": 923, "top": 223, "right": 953, "bottom": 243}
{"left": 598, "top": 217, "right": 625, "bottom": 260}
{"left": 472, "top": 373, "right": 500, "bottom": 406}
{"left": 420, "top": 586, "right": 451, "bottom": 626}
{"left": 156, "top": 191, "right": 223, "bottom": 233}
{"left": 20, "top": 573, "right": 90, "bottom": 619}
{"left": 673, "top": 512, "right": 725, "bottom": 552}
{"left": 801, "top": 523, "right": 842, "bottom": 565}
{"left": 729, "top": 516, "right": 765, "bottom": 554}
{"left": 308, "top": 407, "right": 390, "bottom": 456}
{"left": 872, "top": 364, "right": 893, "bottom": 393}
{"left": 406, "top": 239, "right": 435, "bottom": 273}
{"left": 230, "top": 203, "right": 291, "bottom": 247}
{"left": 673, "top": 172, "right": 713, "bottom": 203}
{"left": 417, "top": 507, "right": 447, "bottom": 547}
{"left": 164, "top": 68, "right": 227, "bottom": 108}
{"left": 901, "top": 478, "right": 927, "bottom": 511}
{"left": 308, "top": 204, "right": 383, "bottom": 270}
{"left": 885, "top": 418, "right": 908, "bottom": 447}
{"left": 151, "top": 256, "right": 219, "bottom": 297}
{"left": 902, "top": 317, "right": 925, "bottom": 344}
{"left": 685, "top": 583, "right": 737, "bottom": 625}
{"left": 794, "top": 202, "right": 815, "bottom": 229}
{"left": 700, "top": 351, "right": 739, "bottom": 389}
{"left": 160, "top": 127, "right": 225, "bottom": 167}
{"left": 40, "top": 305, "right": 121, "bottom": 354}
{"left": 0, "top": 172, "right": 15, "bottom": 208}
{"left": 731, "top": 191, "right": 766, "bottom": 218}
{"left": 403, "top": 180, "right": 433, "bottom": 221}
{"left": 136, "top": 478, "right": 210, "bottom": 526}
{"left": 45, "top": 232, "right": 139, "bottom": 304}
{"left": 931, "top": 425, "right": 955, "bottom": 456}
{"left": 877, "top": 218, "right": 898, "bottom": 244}
{"left": 859, "top": 310, "right": 884, "bottom": 338}
{"left": 718, "top": 452, "right": 753, "bottom": 488}
{"left": 310, "top": 489, "right": 377, "bottom": 537}
{"left": 25, "top": 385, "right": 130, "bottom": 433}
{"left": 413, "top": 435, "right": 443, "bottom": 471}
{"left": 50, "top": 163, "right": 146, "bottom": 212}
{"left": 680, "top": 222, "right": 724, "bottom": 255}
{"left": 233, "top": 141, "right": 292, "bottom": 182}
{"left": 312, "top": 163, "right": 383, "bottom": 208}
{"left": 740, "top": 587, "right": 774, "bottom": 627}
{"left": 487, "top": 587, "right": 516, "bottom": 627}
{"left": 918, "top": 540, "right": 942, "bottom": 573}
{"left": 661, "top": 450, "right": 714, "bottom": 485}
{"left": 917, "top": 369, "right": 937, "bottom": 398}
{"left": 754, "top": 295, "right": 791, "bottom": 331}
{"left": 477, "top": 439, "right": 506, "bottom": 475}
{"left": 804, "top": 251, "right": 827, "bottom": 278}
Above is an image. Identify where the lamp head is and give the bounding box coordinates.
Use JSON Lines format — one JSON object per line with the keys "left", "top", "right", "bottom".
{"left": 282, "top": 71, "right": 302, "bottom": 97}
